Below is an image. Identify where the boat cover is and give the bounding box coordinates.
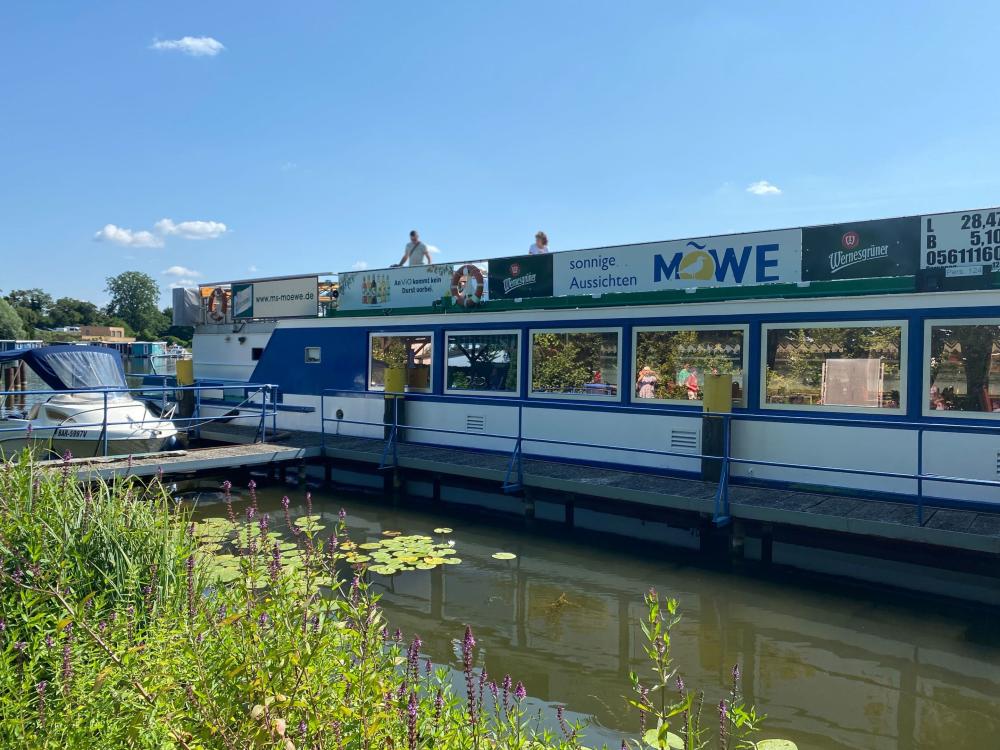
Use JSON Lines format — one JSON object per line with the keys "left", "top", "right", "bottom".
{"left": 0, "top": 345, "right": 128, "bottom": 392}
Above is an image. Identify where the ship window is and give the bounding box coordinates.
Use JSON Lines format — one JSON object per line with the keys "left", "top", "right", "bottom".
{"left": 251, "top": 347, "right": 264, "bottom": 361}
{"left": 445, "top": 331, "right": 520, "bottom": 396}
{"left": 529, "top": 328, "right": 621, "bottom": 401}
{"left": 633, "top": 325, "right": 747, "bottom": 405}
{"left": 368, "top": 333, "right": 433, "bottom": 392}
{"left": 304, "top": 347, "right": 321, "bottom": 364}
{"left": 762, "top": 322, "right": 906, "bottom": 412}
{"left": 925, "top": 319, "right": 1000, "bottom": 417}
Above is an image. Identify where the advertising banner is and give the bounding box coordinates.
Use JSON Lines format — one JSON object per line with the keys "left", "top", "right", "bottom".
{"left": 337, "top": 264, "right": 486, "bottom": 311}
{"left": 552, "top": 229, "right": 801, "bottom": 297}
{"left": 232, "top": 277, "right": 318, "bottom": 319}
{"left": 920, "top": 207, "right": 1000, "bottom": 273}
{"left": 801, "top": 217, "right": 919, "bottom": 281}
{"left": 487, "top": 254, "right": 554, "bottom": 300}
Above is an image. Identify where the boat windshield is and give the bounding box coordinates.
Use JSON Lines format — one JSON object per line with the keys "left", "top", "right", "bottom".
{"left": 41, "top": 350, "right": 128, "bottom": 391}
{"left": 0, "top": 346, "right": 129, "bottom": 393}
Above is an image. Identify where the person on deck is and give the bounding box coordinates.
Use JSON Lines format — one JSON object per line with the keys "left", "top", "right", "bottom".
{"left": 394, "top": 230, "right": 432, "bottom": 267}
{"left": 529, "top": 231, "right": 549, "bottom": 255}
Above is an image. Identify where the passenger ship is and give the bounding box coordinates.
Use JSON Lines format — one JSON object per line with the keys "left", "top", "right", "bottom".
{"left": 186, "top": 206, "right": 1000, "bottom": 508}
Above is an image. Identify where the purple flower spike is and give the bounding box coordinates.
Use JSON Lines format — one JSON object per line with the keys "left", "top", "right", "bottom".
{"left": 407, "top": 691, "right": 418, "bottom": 750}
{"left": 281, "top": 495, "right": 290, "bottom": 510}
{"left": 514, "top": 681, "right": 526, "bottom": 701}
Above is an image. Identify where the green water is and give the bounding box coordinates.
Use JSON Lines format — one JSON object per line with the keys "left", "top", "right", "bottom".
{"left": 191, "top": 480, "right": 1000, "bottom": 750}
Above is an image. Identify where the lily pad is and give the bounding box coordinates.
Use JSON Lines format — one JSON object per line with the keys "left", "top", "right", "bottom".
{"left": 492, "top": 552, "right": 517, "bottom": 560}
{"left": 415, "top": 562, "right": 436, "bottom": 570}
{"left": 756, "top": 742, "right": 798, "bottom": 750}
{"left": 381, "top": 530, "right": 401, "bottom": 537}
{"left": 441, "top": 557, "right": 462, "bottom": 565}
{"left": 370, "top": 564, "right": 399, "bottom": 576}
{"left": 433, "top": 527, "right": 453, "bottom": 534}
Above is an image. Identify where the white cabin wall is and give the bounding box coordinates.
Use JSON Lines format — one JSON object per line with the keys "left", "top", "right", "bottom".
{"left": 922, "top": 431, "right": 1000, "bottom": 505}
{"left": 522, "top": 407, "right": 703, "bottom": 473}
{"left": 731, "top": 421, "right": 918, "bottom": 495}
{"left": 192, "top": 323, "right": 275, "bottom": 382}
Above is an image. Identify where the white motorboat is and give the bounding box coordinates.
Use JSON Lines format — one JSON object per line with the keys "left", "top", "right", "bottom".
{"left": 0, "top": 345, "right": 178, "bottom": 459}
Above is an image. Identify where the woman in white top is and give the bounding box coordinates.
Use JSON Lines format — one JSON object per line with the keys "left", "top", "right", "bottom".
{"left": 529, "top": 231, "right": 549, "bottom": 255}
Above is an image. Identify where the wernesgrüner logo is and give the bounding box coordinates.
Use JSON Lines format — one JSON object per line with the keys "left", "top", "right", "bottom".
{"left": 502, "top": 262, "right": 537, "bottom": 295}
{"left": 829, "top": 230, "right": 888, "bottom": 274}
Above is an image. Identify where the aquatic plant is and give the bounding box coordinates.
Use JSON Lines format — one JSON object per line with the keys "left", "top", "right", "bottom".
{"left": 625, "top": 589, "right": 794, "bottom": 750}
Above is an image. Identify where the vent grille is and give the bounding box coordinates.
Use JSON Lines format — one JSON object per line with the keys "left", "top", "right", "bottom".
{"left": 996, "top": 451, "right": 1000, "bottom": 474}
{"left": 466, "top": 415, "right": 486, "bottom": 433}
{"left": 670, "top": 428, "right": 698, "bottom": 451}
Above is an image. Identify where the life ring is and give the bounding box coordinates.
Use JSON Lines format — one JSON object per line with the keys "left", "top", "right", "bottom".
{"left": 451, "top": 264, "right": 484, "bottom": 308}
{"left": 208, "top": 287, "right": 228, "bottom": 322}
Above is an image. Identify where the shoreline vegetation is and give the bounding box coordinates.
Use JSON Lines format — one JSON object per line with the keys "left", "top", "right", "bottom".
{"left": 0, "top": 455, "right": 794, "bottom": 749}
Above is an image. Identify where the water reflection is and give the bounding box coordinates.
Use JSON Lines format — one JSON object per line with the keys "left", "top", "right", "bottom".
{"left": 190, "top": 482, "right": 1000, "bottom": 750}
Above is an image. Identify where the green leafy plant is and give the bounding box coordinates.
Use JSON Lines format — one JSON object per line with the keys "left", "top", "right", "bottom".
{"left": 0, "top": 455, "right": 793, "bottom": 749}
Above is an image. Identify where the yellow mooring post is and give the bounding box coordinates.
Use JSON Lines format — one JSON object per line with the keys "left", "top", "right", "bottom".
{"left": 701, "top": 373, "right": 733, "bottom": 482}
{"left": 175, "top": 359, "right": 195, "bottom": 418}
{"left": 175, "top": 359, "right": 194, "bottom": 385}
{"left": 702, "top": 373, "right": 733, "bottom": 414}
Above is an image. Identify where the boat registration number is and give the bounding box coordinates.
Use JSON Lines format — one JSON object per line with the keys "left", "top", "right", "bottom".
{"left": 55, "top": 429, "right": 86, "bottom": 438}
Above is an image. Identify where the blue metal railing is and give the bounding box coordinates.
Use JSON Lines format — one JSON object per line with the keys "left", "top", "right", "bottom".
{"left": 319, "top": 388, "right": 1000, "bottom": 527}
{"left": 0, "top": 380, "right": 279, "bottom": 459}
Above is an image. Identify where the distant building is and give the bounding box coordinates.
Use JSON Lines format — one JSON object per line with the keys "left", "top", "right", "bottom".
{"left": 80, "top": 325, "right": 135, "bottom": 343}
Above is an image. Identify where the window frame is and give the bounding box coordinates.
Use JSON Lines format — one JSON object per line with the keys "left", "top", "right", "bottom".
{"left": 923, "top": 317, "right": 1000, "bottom": 420}
{"left": 304, "top": 346, "right": 321, "bottom": 364}
{"left": 367, "top": 331, "right": 435, "bottom": 393}
{"left": 443, "top": 329, "right": 522, "bottom": 398}
{"left": 528, "top": 327, "right": 623, "bottom": 402}
{"left": 760, "top": 319, "right": 908, "bottom": 414}
{"left": 631, "top": 323, "right": 750, "bottom": 406}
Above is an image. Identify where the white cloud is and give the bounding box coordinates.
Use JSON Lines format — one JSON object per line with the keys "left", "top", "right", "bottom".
{"left": 168, "top": 279, "right": 198, "bottom": 289}
{"left": 94, "top": 223, "right": 164, "bottom": 248}
{"left": 162, "top": 265, "right": 202, "bottom": 278}
{"left": 248, "top": 265, "right": 258, "bottom": 273}
{"left": 154, "top": 218, "right": 227, "bottom": 240}
{"left": 425, "top": 244, "right": 441, "bottom": 255}
{"left": 746, "top": 180, "right": 782, "bottom": 196}
{"left": 351, "top": 261, "right": 369, "bottom": 271}
{"left": 150, "top": 36, "right": 225, "bottom": 57}
{"left": 95, "top": 217, "right": 227, "bottom": 249}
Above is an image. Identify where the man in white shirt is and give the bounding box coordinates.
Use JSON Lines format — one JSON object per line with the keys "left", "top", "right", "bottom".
{"left": 395, "top": 230, "right": 433, "bottom": 266}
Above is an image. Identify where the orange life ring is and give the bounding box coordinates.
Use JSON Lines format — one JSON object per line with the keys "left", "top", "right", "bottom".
{"left": 450, "top": 264, "right": 484, "bottom": 308}
{"left": 208, "top": 287, "right": 228, "bottom": 321}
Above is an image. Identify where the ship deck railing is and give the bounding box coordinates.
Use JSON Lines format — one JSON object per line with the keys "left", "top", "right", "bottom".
{"left": 320, "top": 388, "right": 1000, "bottom": 527}
{"left": 0, "top": 380, "right": 280, "bottom": 457}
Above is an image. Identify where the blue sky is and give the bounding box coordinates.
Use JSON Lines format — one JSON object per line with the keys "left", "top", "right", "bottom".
{"left": 2, "top": 1, "right": 999, "bottom": 306}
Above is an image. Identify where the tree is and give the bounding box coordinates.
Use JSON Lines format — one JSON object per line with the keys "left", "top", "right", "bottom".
{"left": 105, "top": 271, "right": 161, "bottom": 335}
{"left": 4, "top": 288, "right": 52, "bottom": 314}
{"left": 46, "top": 297, "right": 101, "bottom": 328}
{"left": 0, "top": 298, "right": 27, "bottom": 340}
